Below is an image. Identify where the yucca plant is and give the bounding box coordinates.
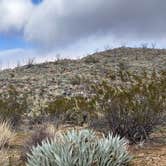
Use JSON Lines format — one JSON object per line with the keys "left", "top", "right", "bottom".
{"left": 26, "top": 129, "right": 131, "bottom": 166}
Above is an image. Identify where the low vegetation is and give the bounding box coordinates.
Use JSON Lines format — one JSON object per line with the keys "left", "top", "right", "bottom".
{"left": 26, "top": 129, "right": 131, "bottom": 166}
{"left": 21, "top": 126, "right": 56, "bottom": 162}
{"left": 0, "top": 121, "right": 15, "bottom": 149}
{"left": 91, "top": 70, "right": 166, "bottom": 142}
{"left": 45, "top": 96, "right": 95, "bottom": 125}
{"left": 0, "top": 121, "right": 15, "bottom": 165}
{"left": 0, "top": 85, "right": 27, "bottom": 127}
{"left": 44, "top": 70, "right": 166, "bottom": 143}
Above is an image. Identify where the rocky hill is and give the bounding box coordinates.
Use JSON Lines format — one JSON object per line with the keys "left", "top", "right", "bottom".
{"left": 0, "top": 47, "right": 166, "bottom": 101}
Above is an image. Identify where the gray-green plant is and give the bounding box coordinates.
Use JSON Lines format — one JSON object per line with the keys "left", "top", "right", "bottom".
{"left": 26, "top": 129, "right": 131, "bottom": 166}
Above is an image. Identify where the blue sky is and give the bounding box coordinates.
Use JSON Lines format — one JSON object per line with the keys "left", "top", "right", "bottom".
{"left": 0, "top": 0, "right": 41, "bottom": 51}
{"left": 32, "top": 0, "right": 42, "bottom": 4}
{"left": 0, "top": 0, "right": 166, "bottom": 69}
{"left": 0, "top": 35, "right": 30, "bottom": 50}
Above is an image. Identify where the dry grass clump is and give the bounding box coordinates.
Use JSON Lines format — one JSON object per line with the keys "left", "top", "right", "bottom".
{"left": 21, "top": 125, "right": 56, "bottom": 162}
{"left": 0, "top": 149, "right": 10, "bottom": 166}
{"left": 0, "top": 121, "right": 15, "bottom": 165}
{"left": 0, "top": 121, "right": 15, "bottom": 149}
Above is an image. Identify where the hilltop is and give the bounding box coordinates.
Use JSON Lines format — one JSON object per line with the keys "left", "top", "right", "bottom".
{"left": 0, "top": 47, "right": 166, "bottom": 99}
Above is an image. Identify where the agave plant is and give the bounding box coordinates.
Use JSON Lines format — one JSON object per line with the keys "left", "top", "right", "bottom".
{"left": 26, "top": 129, "right": 131, "bottom": 166}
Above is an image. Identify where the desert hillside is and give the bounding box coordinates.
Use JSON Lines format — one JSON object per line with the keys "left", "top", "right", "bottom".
{"left": 0, "top": 47, "right": 166, "bottom": 98}
{"left": 0, "top": 47, "right": 166, "bottom": 166}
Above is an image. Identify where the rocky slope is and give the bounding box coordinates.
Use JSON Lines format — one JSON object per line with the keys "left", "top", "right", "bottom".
{"left": 0, "top": 47, "right": 166, "bottom": 100}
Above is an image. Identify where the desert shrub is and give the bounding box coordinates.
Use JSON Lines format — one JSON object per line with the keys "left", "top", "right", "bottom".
{"left": 26, "top": 129, "right": 131, "bottom": 166}
{"left": 84, "top": 56, "right": 100, "bottom": 64}
{"left": 21, "top": 126, "right": 55, "bottom": 162}
{"left": 45, "top": 96, "right": 95, "bottom": 125}
{"left": 0, "top": 121, "right": 15, "bottom": 149}
{"left": 0, "top": 85, "right": 27, "bottom": 126}
{"left": 92, "top": 71, "right": 166, "bottom": 143}
{"left": 70, "top": 74, "right": 83, "bottom": 85}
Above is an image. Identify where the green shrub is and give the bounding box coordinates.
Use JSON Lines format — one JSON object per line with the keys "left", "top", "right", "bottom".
{"left": 26, "top": 129, "right": 131, "bottom": 166}
{"left": 45, "top": 96, "right": 96, "bottom": 125}
{"left": 84, "top": 56, "right": 100, "bottom": 64}
{"left": 0, "top": 85, "right": 27, "bottom": 126}
{"left": 70, "top": 75, "right": 82, "bottom": 85}
{"left": 92, "top": 71, "right": 166, "bottom": 143}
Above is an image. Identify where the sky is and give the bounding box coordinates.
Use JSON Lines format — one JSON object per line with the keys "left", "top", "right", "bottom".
{"left": 0, "top": 0, "right": 166, "bottom": 69}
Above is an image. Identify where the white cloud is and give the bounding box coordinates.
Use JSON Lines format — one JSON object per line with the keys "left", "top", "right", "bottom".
{"left": 23, "top": 0, "right": 166, "bottom": 48}
{"left": 0, "top": 0, "right": 34, "bottom": 33}
{"left": 0, "top": 0, "right": 166, "bottom": 51}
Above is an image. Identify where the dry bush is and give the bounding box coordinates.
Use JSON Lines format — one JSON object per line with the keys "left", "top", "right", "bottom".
{"left": 0, "top": 121, "right": 15, "bottom": 149}
{"left": 21, "top": 125, "right": 56, "bottom": 162}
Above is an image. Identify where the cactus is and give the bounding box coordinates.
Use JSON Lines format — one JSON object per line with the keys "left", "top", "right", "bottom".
{"left": 26, "top": 129, "right": 131, "bottom": 166}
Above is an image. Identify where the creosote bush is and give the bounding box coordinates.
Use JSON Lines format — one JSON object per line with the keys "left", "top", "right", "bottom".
{"left": 0, "top": 85, "right": 27, "bottom": 126}
{"left": 92, "top": 70, "right": 166, "bottom": 143}
{"left": 45, "top": 96, "right": 96, "bottom": 125}
{"left": 84, "top": 56, "right": 100, "bottom": 64}
{"left": 26, "top": 129, "right": 131, "bottom": 166}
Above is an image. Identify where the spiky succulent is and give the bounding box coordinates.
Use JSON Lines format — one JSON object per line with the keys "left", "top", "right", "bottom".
{"left": 26, "top": 129, "right": 131, "bottom": 166}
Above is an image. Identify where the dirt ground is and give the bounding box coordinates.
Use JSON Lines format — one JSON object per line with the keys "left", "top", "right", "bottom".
{"left": 6, "top": 124, "right": 166, "bottom": 166}
{"left": 131, "top": 126, "right": 166, "bottom": 166}
{"left": 131, "top": 145, "right": 166, "bottom": 166}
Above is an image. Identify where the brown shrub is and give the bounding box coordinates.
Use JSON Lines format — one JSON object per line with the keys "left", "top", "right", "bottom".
{"left": 20, "top": 126, "right": 55, "bottom": 162}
